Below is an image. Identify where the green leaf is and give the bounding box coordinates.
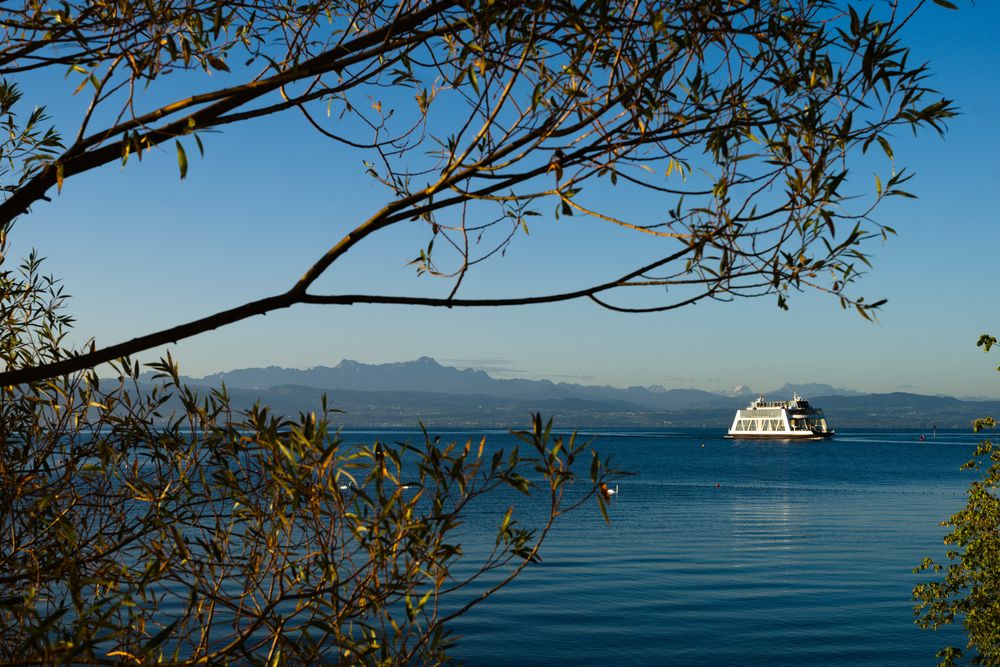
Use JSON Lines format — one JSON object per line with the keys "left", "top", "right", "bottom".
{"left": 469, "top": 64, "right": 479, "bottom": 95}
{"left": 500, "top": 506, "right": 513, "bottom": 532}
{"left": 176, "top": 141, "right": 188, "bottom": 180}
{"left": 143, "top": 619, "right": 179, "bottom": 653}
{"left": 876, "top": 136, "right": 893, "bottom": 160}
{"left": 206, "top": 55, "right": 230, "bottom": 72}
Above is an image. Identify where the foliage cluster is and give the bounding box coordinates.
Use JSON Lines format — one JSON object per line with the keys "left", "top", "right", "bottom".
{"left": 0, "top": 233, "right": 618, "bottom": 664}
{"left": 913, "top": 335, "right": 1000, "bottom": 667}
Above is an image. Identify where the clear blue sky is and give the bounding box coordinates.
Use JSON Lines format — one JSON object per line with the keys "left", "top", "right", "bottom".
{"left": 9, "top": 1, "right": 1000, "bottom": 398}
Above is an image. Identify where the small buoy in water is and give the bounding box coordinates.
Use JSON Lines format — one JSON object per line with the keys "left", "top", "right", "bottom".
{"left": 715, "top": 482, "right": 721, "bottom": 488}
{"left": 919, "top": 435, "right": 926, "bottom": 442}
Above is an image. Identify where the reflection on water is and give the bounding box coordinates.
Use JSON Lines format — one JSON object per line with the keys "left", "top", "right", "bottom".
{"left": 729, "top": 488, "right": 799, "bottom": 555}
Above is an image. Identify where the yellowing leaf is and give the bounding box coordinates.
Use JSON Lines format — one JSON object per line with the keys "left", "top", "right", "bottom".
{"left": 176, "top": 141, "right": 188, "bottom": 180}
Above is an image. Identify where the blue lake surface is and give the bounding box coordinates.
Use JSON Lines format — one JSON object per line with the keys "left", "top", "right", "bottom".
{"left": 344, "top": 427, "right": 978, "bottom": 665}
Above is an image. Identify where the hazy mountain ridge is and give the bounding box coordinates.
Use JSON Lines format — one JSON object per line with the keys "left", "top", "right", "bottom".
{"left": 162, "top": 357, "right": 861, "bottom": 410}
{"left": 129, "top": 357, "right": 1000, "bottom": 428}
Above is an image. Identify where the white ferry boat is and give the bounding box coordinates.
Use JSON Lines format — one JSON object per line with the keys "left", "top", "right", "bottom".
{"left": 727, "top": 394, "right": 834, "bottom": 439}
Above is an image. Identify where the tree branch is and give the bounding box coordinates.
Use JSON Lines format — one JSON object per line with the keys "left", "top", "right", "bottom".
{"left": 0, "top": 245, "right": 694, "bottom": 386}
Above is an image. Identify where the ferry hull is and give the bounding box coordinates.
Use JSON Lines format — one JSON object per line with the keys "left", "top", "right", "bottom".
{"left": 726, "top": 431, "right": 835, "bottom": 440}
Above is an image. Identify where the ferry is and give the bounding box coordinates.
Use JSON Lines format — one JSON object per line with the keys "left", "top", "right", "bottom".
{"left": 727, "top": 394, "right": 834, "bottom": 439}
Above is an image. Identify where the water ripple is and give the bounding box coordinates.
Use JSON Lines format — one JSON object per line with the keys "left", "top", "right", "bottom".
{"left": 446, "top": 429, "right": 974, "bottom": 665}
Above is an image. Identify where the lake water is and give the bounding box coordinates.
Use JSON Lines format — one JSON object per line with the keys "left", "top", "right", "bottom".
{"left": 342, "top": 427, "right": 979, "bottom": 665}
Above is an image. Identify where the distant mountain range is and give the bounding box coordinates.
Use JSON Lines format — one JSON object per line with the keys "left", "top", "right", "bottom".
{"left": 137, "top": 357, "right": 999, "bottom": 429}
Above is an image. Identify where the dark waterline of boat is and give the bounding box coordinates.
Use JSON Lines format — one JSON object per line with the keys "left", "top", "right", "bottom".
{"left": 338, "top": 427, "right": 976, "bottom": 666}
